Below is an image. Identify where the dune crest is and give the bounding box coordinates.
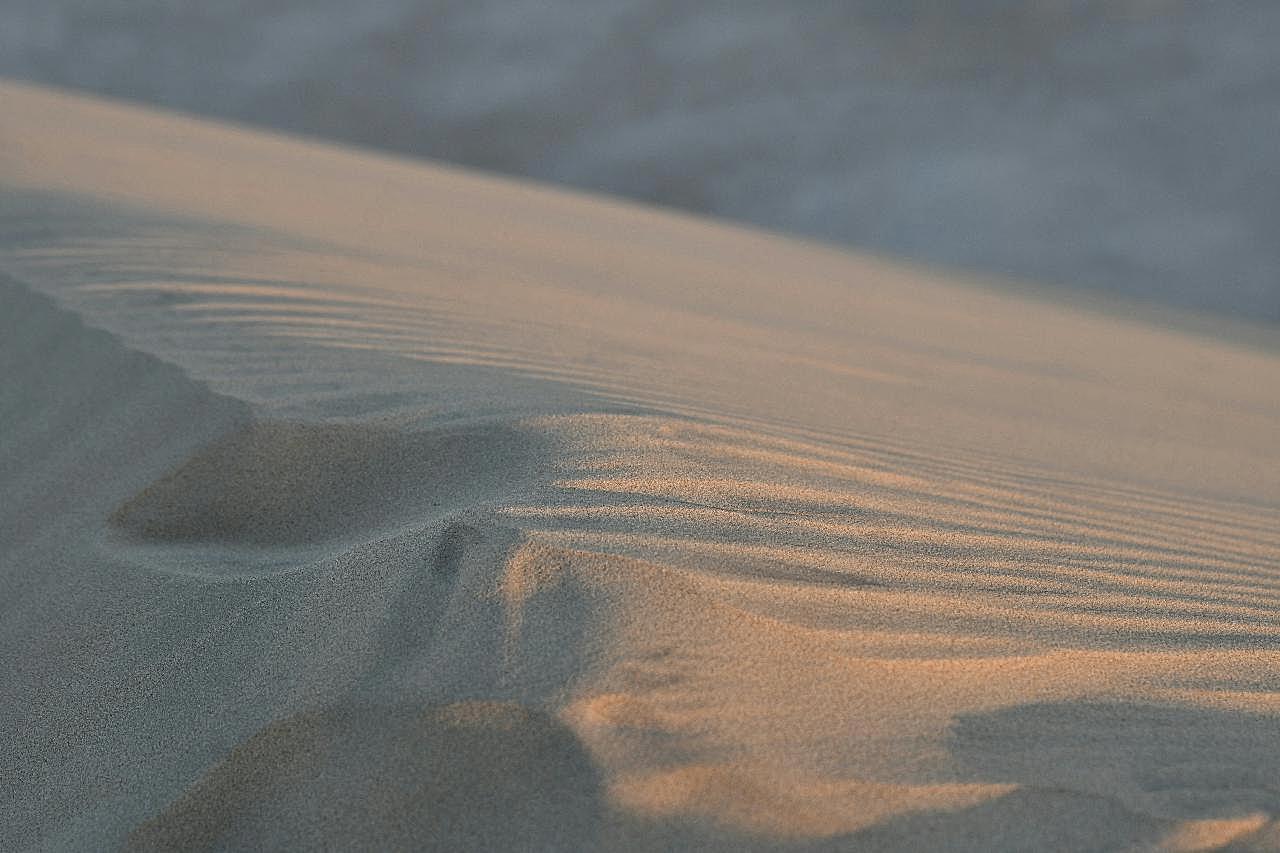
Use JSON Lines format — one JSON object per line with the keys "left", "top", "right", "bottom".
{"left": 2, "top": 82, "right": 1280, "bottom": 850}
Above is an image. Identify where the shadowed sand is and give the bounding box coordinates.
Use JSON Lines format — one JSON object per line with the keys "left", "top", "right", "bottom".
{"left": 126, "top": 702, "right": 605, "bottom": 851}
{"left": 110, "top": 421, "right": 535, "bottom": 548}
{"left": 2, "top": 81, "right": 1280, "bottom": 851}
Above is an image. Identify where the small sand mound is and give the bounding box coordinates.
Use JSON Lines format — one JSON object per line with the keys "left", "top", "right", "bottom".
{"left": 126, "top": 701, "right": 605, "bottom": 852}
{"left": 109, "top": 421, "right": 537, "bottom": 546}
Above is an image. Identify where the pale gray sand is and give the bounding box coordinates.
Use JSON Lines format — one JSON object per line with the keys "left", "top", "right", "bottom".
{"left": 3, "top": 82, "right": 1280, "bottom": 850}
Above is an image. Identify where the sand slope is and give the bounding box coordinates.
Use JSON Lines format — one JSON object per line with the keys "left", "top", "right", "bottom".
{"left": 7, "top": 2, "right": 1280, "bottom": 320}
{"left": 2, "top": 81, "right": 1280, "bottom": 851}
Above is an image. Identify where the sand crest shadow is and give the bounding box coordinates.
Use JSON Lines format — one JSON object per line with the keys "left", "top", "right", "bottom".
{"left": 126, "top": 701, "right": 606, "bottom": 851}
{"left": 846, "top": 700, "right": 1280, "bottom": 851}
{"left": 109, "top": 420, "right": 538, "bottom": 549}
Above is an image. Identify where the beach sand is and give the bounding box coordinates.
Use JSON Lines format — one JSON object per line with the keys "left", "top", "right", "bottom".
{"left": 2, "top": 80, "right": 1279, "bottom": 851}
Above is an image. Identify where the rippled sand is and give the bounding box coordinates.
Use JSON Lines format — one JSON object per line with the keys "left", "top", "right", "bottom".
{"left": 3, "top": 81, "right": 1280, "bottom": 851}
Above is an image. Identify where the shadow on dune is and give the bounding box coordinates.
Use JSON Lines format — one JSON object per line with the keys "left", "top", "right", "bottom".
{"left": 108, "top": 420, "right": 536, "bottom": 548}
{"left": 0, "top": 271, "right": 251, "bottom": 563}
{"left": 127, "top": 701, "right": 607, "bottom": 852}
{"left": 950, "top": 700, "right": 1280, "bottom": 817}
{"left": 842, "top": 788, "right": 1174, "bottom": 852}
{"left": 843, "top": 700, "right": 1280, "bottom": 852}
{"left": 681, "top": 700, "right": 1280, "bottom": 852}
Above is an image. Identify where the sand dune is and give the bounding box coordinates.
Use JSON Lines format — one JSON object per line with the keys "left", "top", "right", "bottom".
{"left": 2, "top": 80, "right": 1280, "bottom": 850}
{"left": 7, "top": 2, "right": 1280, "bottom": 320}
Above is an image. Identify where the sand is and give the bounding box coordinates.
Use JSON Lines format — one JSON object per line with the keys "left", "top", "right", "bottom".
{"left": 2, "top": 80, "right": 1279, "bottom": 851}
{"left": 8, "top": 2, "right": 1280, "bottom": 322}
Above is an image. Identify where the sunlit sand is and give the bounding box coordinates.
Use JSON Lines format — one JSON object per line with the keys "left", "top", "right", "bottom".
{"left": 3, "top": 81, "right": 1279, "bottom": 850}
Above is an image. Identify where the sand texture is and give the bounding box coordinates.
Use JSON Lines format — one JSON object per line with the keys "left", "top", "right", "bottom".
{"left": 2, "top": 81, "right": 1280, "bottom": 851}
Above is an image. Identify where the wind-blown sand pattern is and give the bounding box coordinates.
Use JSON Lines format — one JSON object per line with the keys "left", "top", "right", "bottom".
{"left": 2, "top": 81, "right": 1280, "bottom": 851}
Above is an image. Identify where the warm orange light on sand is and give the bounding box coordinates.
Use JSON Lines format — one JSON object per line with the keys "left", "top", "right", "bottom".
{"left": 2, "top": 81, "right": 1279, "bottom": 850}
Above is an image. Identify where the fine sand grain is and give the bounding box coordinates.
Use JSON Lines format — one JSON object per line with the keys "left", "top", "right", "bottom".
{"left": 2, "top": 80, "right": 1279, "bottom": 851}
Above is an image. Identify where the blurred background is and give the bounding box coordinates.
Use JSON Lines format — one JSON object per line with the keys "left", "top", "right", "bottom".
{"left": 3, "top": 1, "right": 1277, "bottom": 321}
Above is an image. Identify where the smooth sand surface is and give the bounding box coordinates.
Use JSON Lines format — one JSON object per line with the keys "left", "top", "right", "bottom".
{"left": 8, "top": 2, "right": 1280, "bottom": 321}
{"left": 2, "top": 80, "right": 1280, "bottom": 851}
